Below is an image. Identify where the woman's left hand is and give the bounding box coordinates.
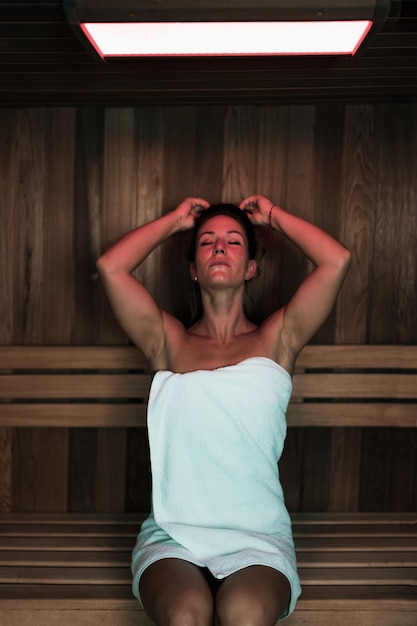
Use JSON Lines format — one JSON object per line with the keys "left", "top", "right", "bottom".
{"left": 239, "top": 194, "right": 275, "bottom": 227}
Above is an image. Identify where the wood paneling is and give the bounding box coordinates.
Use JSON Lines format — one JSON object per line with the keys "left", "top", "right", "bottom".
{"left": 0, "top": 103, "right": 416, "bottom": 514}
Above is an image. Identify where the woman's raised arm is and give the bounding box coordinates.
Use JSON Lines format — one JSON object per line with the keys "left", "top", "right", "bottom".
{"left": 241, "top": 194, "right": 351, "bottom": 359}
{"left": 96, "top": 197, "right": 209, "bottom": 366}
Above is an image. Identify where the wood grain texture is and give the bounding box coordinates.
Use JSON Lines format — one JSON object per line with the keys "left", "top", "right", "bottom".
{"left": 0, "top": 111, "right": 16, "bottom": 344}
{"left": 73, "top": 108, "right": 105, "bottom": 345}
{"left": 0, "top": 103, "right": 417, "bottom": 514}
{"left": 0, "top": 428, "right": 11, "bottom": 512}
{"left": 12, "top": 429, "right": 68, "bottom": 512}
{"left": 96, "top": 429, "right": 127, "bottom": 513}
{"left": 1, "top": 512, "right": 415, "bottom": 625}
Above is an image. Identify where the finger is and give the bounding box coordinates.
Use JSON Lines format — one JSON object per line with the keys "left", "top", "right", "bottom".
{"left": 240, "top": 200, "right": 258, "bottom": 213}
{"left": 192, "top": 203, "right": 208, "bottom": 215}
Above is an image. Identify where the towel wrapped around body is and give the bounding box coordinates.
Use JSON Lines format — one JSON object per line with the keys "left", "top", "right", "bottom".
{"left": 131, "top": 356, "right": 301, "bottom": 618}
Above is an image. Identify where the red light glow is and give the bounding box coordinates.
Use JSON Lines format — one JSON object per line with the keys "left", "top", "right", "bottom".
{"left": 82, "top": 21, "right": 372, "bottom": 58}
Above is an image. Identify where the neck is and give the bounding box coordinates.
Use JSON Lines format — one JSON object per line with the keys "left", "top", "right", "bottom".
{"left": 192, "top": 288, "right": 254, "bottom": 342}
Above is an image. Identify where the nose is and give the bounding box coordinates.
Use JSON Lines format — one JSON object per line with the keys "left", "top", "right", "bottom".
{"left": 214, "top": 241, "right": 226, "bottom": 255}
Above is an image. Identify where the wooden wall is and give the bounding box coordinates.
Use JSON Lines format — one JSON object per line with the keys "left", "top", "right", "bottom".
{"left": 0, "top": 104, "right": 416, "bottom": 514}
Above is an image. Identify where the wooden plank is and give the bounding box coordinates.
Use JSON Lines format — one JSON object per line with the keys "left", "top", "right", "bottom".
{"left": 360, "top": 428, "right": 393, "bottom": 510}
{"left": 99, "top": 108, "right": 139, "bottom": 343}
{"left": 287, "top": 403, "right": 417, "bottom": 427}
{"left": 329, "top": 428, "right": 361, "bottom": 511}
{"left": 370, "top": 104, "right": 417, "bottom": 344}
{"left": 11, "top": 428, "right": 68, "bottom": 512}
{"left": 0, "top": 565, "right": 132, "bottom": 585}
{"left": 294, "top": 535, "right": 417, "bottom": 552}
{"left": 125, "top": 428, "right": 152, "bottom": 512}
{"left": 0, "top": 345, "right": 147, "bottom": 369}
{"left": 0, "top": 584, "right": 136, "bottom": 603}
{"left": 41, "top": 109, "right": 75, "bottom": 344}
{"left": 96, "top": 428, "right": 127, "bottom": 512}
{"left": 0, "top": 374, "right": 150, "bottom": 398}
{"left": 0, "top": 110, "right": 16, "bottom": 345}
{"left": 299, "top": 567, "right": 417, "bottom": 586}
{"left": 0, "top": 536, "right": 137, "bottom": 550}
{"left": 295, "top": 344, "right": 417, "bottom": 369}
{"left": 335, "top": 104, "right": 375, "bottom": 345}
{"left": 0, "top": 404, "right": 147, "bottom": 428}
{"left": 391, "top": 428, "right": 417, "bottom": 512}
{"left": 0, "top": 609, "right": 147, "bottom": 626}
{"left": 0, "top": 428, "right": 11, "bottom": 512}
{"left": 300, "top": 428, "right": 331, "bottom": 512}
{"left": 296, "top": 551, "right": 417, "bottom": 567}
{"left": 292, "top": 373, "right": 417, "bottom": 398}
{"left": 68, "top": 428, "right": 97, "bottom": 512}
{"left": 10, "top": 110, "right": 46, "bottom": 345}
{"left": 73, "top": 108, "right": 105, "bottom": 345}
{"left": 0, "top": 550, "right": 133, "bottom": 566}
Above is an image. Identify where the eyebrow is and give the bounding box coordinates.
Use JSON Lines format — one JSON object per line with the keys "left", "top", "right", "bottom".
{"left": 198, "top": 230, "right": 245, "bottom": 238}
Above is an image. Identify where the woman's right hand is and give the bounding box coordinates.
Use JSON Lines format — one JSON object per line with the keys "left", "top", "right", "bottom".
{"left": 173, "top": 197, "right": 210, "bottom": 230}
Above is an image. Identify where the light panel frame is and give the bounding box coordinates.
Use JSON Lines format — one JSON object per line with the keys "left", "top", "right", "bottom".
{"left": 64, "top": 1, "right": 391, "bottom": 60}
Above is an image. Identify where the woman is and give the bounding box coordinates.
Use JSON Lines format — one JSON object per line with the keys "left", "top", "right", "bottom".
{"left": 97, "top": 194, "right": 351, "bottom": 625}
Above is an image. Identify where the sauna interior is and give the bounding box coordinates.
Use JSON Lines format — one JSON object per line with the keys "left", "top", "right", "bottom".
{"left": 1, "top": 3, "right": 416, "bottom": 530}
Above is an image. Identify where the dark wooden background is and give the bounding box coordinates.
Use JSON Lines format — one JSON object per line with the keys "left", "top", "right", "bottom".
{"left": 0, "top": 103, "right": 416, "bottom": 514}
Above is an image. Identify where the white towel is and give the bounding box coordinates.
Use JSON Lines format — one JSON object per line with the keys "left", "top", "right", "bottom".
{"left": 139, "top": 356, "right": 301, "bottom": 616}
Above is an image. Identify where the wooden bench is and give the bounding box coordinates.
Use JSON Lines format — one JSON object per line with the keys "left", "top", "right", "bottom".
{"left": 0, "top": 345, "right": 416, "bottom": 625}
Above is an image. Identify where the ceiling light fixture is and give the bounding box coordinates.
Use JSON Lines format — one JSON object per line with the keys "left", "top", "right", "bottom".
{"left": 64, "top": 1, "right": 391, "bottom": 60}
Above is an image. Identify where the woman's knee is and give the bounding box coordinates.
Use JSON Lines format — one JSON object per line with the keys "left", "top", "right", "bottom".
{"left": 139, "top": 559, "right": 214, "bottom": 626}
{"left": 215, "top": 591, "right": 273, "bottom": 626}
{"left": 214, "top": 567, "right": 290, "bottom": 626}
{"left": 162, "top": 587, "right": 213, "bottom": 626}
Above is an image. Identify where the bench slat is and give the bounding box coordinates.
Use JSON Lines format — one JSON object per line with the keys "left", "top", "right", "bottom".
{"left": 0, "top": 374, "right": 150, "bottom": 399}
{"left": 0, "top": 565, "right": 132, "bottom": 585}
{"left": 0, "top": 550, "right": 135, "bottom": 566}
{"left": 295, "top": 537, "right": 417, "bottom": 550}
{"left": 0, "top": 537, "right": 137, "bottom": 550}
{"left": 0, "top": 404, "right": 148, "bottom": 427}
{"left": 300, "top": 567, "right": 417, "bottom": 586}
{"left": 295, "top": 345, "right": 417, "bottom": 369}
{"left": 0, "top": 346, "right": 148, "bottom": 370}
{"left": 292, "top": 373, "right": 417, "bottom": 399}
{"left": 287, "top": 403, "right": 417, "bottom": 427}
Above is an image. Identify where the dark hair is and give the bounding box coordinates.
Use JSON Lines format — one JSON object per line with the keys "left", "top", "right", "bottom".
{"left": 186, "top": 203, "right": 258, "bottom": 262}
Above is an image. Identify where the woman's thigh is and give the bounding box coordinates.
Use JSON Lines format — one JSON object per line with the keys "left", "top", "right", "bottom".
{"left": 214, "top": 565, "right": 290, "bottom": 626}
{"left": 139, "top": 558, "right": 214, "bottom": 626}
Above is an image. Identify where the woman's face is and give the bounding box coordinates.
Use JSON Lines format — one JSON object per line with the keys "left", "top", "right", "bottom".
{"left": 191, "top": 214, "right": 257, "bottom": 287}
